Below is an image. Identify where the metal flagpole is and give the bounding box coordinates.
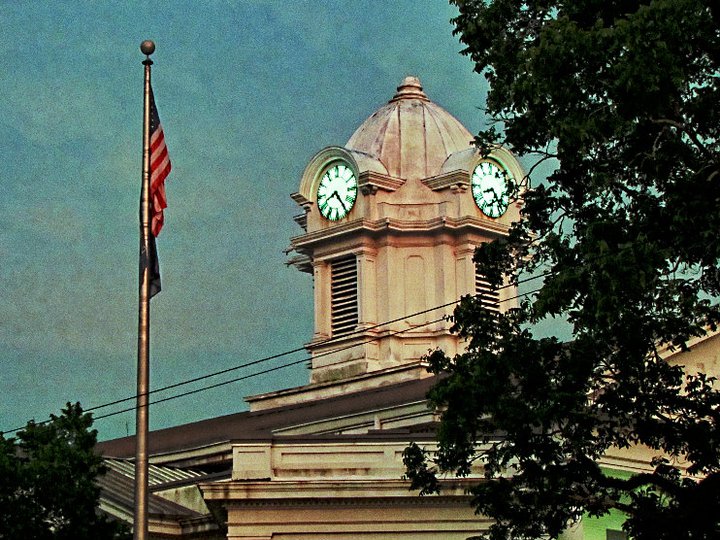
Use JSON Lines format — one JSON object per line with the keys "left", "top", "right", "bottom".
{"left": 135, "top": 39, "right": 155, "bottom": 540}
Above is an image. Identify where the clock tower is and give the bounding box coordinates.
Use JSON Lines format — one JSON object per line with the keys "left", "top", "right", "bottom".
{"left": 288, "top": 76, "right": 524, "bottom": 385}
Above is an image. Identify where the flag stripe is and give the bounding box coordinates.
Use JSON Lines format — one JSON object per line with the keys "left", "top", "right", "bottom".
{"left": 149, "top": 89, "right": 171, "bottom": 238}
{"left": 145, "top": 86, "right": 171, "bottom": 298}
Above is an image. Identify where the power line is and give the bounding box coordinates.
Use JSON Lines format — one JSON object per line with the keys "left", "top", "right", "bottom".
{"left": 92, "top": 314, "right": 452, "bottom": 424}
{"left": 79, "top": 228, "right": 649, "bottom": 429}
{"left": 2, "top": 270, "right": 551, "bottom": 435}
{"left": 83, "top": 271, "right": 553, "bottom": 414}
{"left": 89, "top": 280, "right": 551, "bottom": 426}
{"left": 78, "top": 280, "right": 549, "bottom": 428}
{"left": 86, "top": 268, "right": 549, "bottom": 417}
{"left": 85, "top": 242, "right": 656, "bottom": 429}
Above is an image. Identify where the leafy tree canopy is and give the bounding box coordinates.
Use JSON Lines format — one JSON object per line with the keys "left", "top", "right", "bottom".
{"left": 0, "top": 403, "right": 130, "bottom": 540}
{"left": 405, "top": 1, "right": 720, "bottom": 539}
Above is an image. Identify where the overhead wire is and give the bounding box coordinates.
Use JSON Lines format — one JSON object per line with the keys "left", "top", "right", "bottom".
{"left": 91, "top": 314, "right": 451, "bottom": 423}
{"left": 1, "top": 267, "right": 552, "bottom": 435}
{"left": 90, "top": 277, "right": 552, "bottom": 425}
{"left": 73, "top": 242, "right": 659, "bottom": 430}
{"left": 89, "top": 267, "right": 551, "bottom": 415}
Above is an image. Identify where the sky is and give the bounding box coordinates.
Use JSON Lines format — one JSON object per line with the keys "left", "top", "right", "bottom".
{"left": 0, "top": 1, "right": 536, "bottom": 441}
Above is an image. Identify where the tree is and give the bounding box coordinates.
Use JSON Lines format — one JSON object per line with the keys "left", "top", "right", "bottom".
{"left": 404, "top": 1, "right": 720, "bottom": 539}
{"left": 0, "top": 403, "right": 130, "bottom": 540}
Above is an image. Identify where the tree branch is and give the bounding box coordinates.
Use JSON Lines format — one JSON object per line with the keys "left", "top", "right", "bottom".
{"left": 649, "top": 117, "right": 712, "bottom": 160}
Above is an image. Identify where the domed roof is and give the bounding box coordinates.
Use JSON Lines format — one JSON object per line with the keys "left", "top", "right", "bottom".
{"left": 346, "top": 76, "right": 474, "bottom": 180}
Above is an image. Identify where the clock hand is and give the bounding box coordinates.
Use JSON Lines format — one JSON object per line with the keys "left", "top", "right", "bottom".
{"left": 332, "top": 191, "right": 348, "bottom": 212}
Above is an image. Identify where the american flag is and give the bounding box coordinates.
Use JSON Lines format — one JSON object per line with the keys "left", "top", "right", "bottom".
{"left": 149, "top": 87, "right": 171, "bottom": 237}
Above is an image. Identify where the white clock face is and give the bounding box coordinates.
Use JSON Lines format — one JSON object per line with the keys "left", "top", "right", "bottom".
{"left": 317, "top": 163, "right": 358, "bottom": 220}
{"left": 471, "top": 161, "right": 510, "bottom": 218}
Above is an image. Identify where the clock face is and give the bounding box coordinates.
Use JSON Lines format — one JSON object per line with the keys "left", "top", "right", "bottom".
{"left": 317, "top": 163, "right": 358, "bottom": 220}
{"left": 471, "top": 161, "right": 510, "bottom": 218}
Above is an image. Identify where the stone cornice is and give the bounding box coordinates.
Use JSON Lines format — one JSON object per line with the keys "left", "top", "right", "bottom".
{"left": 271, "top": 399, "right": 433, "bottom": 436}
{"left": 290, "top": 216, "right": 510, "bottom": 252}
{"left": 290, "top": 192, "right": 312, "bottom": 207}
{"left": 358, "top": 170, "right": 404, "bottom": 194}
{"left": 422, "top": 169, "right": 470, "bottom": 191}
{"left": 292, "top": 212, "right": 308, "bottom": 231}
{"left": 285, "top": 253, "right": 312, "bottom": 273}
{"left": 200, "top": 478, "right": 479, "bottom": 504}
{"left": 245, "top": 361, "right": 431, "bottom": 411}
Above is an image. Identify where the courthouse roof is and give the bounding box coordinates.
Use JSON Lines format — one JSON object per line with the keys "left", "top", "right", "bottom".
{"left": 96, "top": 376, "right": 438, "bottom": 460}
{"left": 98, "top": 462, "right": 207, "bottom": 520}
{"left": 346, "top": 76, "right": 474, "bottom": 180}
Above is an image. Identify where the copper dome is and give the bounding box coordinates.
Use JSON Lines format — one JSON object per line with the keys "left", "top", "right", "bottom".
{"left": 346, "top": 76, "right": 474, "bottom": 180}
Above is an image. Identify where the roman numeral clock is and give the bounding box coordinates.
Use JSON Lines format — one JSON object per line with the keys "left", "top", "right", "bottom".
{"left": 471, "top": 160, "right": 511, "bottom": 218}
{"left": 316, "top": 163, "right": 358, "bottom": 221}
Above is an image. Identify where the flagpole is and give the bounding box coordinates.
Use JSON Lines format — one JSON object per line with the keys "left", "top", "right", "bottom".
{"left": 135, "top": 39, "right": 154, "bottom": 540}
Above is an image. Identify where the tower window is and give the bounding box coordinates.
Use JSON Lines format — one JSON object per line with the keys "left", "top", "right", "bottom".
{"left": 331, "top": 255, "right": 358, "bottom": 337}
{"left": 475, "top": 266, "right": 500, "bottom": 312}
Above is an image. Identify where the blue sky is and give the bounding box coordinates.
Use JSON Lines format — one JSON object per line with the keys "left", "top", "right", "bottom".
{"left": 0, "top": 1, "right": 499, "bottom": 440}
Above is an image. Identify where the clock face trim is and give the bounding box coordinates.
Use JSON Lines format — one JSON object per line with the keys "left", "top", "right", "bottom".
{"left": 471, "top": 160, "right": 510, "bottom": 218}
{"left": 316, "top": 162, "right": 358, "bottom": 221}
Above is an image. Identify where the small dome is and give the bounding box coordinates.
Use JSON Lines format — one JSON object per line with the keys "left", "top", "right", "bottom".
{"left": 346, "top": 76, "right": 474, "bottom": 180}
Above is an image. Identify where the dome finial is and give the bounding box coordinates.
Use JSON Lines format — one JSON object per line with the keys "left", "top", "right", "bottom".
{"left": 390, "top": 76, "right": 428, "bottom": 102}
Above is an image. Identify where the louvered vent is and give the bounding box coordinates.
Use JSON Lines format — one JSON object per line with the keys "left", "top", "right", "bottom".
{"left": 475, "top": 267, "right": 500, "bottom": 312}
{"left": 331, "top": 255, "right": 358, "bottom": 337}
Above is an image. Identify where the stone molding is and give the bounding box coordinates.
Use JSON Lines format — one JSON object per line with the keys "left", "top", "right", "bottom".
{"left": 290, "top": 215, "right": 510, "bottom": 253}
{"left": 422, "top": 169, "right": 470, "bottom": 191}
{"left": 357, "top": 170, "right": 404, "bottom": 193}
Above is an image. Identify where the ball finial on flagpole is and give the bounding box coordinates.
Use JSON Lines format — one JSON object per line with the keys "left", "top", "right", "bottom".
{"left": 140, "top": 40, "right": 155, "bottom": 56}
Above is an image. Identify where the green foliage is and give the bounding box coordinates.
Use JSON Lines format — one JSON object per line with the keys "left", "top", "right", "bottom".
{"left": 405, "top": 1, "right": 720, "bottom": 539}
{"left": 0, "top": 403, "right": 130, "bottom": 540}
